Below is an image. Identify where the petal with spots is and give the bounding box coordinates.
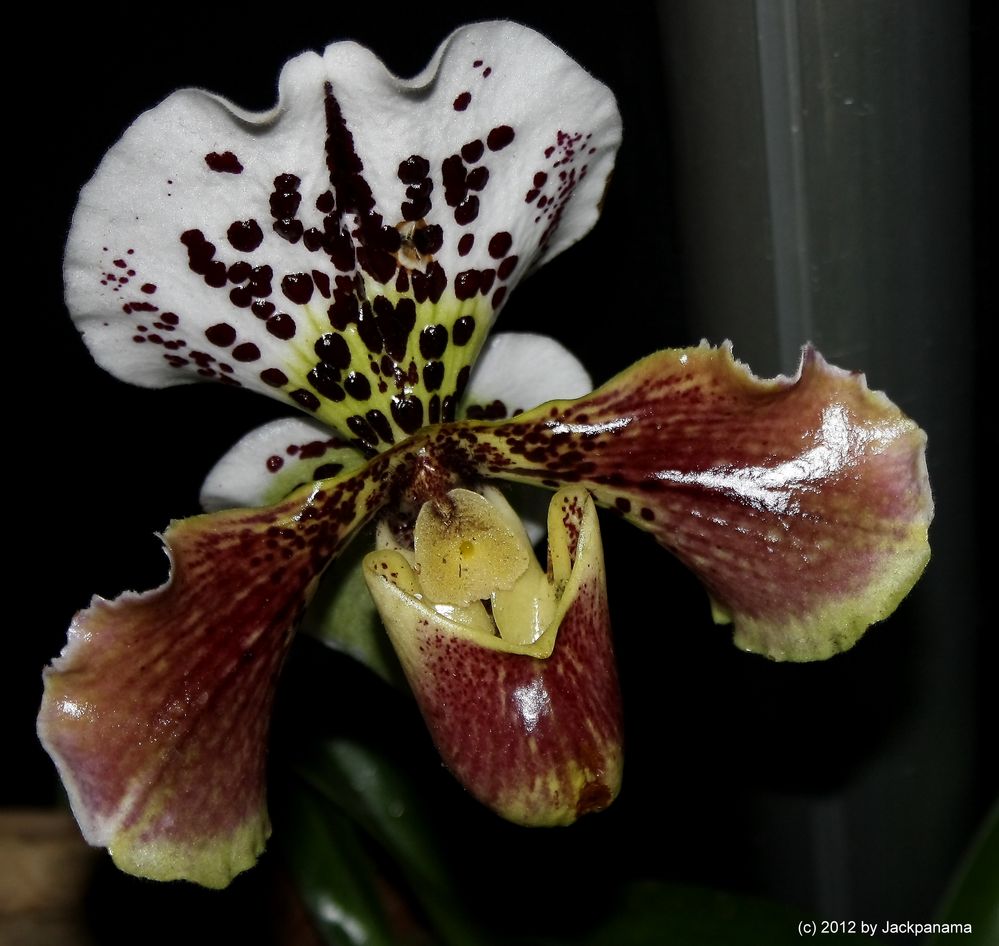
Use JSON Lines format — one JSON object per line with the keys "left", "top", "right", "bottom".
{"left": 38, "top": 461, "right": 392, "bottom": 887}
{"left": 456, "top": 344, "right": 933, "bottom": 661}
{"left": 363, "top": 486, "right": 621, "bottom": 825}
{"left": 65, "top": 22, "right": 620, "bottom": 452}
{"left": 200, "top": 417, "right": 367, "bottom": 511}
{"left": 460, "top": 332, "right": 592, "bottom": 421}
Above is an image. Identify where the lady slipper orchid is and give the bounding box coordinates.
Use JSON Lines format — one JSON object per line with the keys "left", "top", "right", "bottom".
{"left": 39, "top": 21, "right": 933, "bottom": 890}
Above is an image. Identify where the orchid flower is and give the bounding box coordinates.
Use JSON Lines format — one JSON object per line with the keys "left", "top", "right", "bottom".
{"left": 39, "top": 22, "right": 933, "bottom": 891}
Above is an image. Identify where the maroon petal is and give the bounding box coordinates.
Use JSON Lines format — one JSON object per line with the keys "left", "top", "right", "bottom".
{"left": 454, "top": 344, "right": 933, "bottom": 661}
{"left": 38, "top": 462, "right": 390, "bottom": 887}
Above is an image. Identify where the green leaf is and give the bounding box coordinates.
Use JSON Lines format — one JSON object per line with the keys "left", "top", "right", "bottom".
{"left": 295, "top": 738, "right": 487, "bottom": 946}
{"left": 301, "top": 527, "right": 407, "bottom": 688}
{"left": 277, "top": 780, "right": 400, "bottom": 946}
{"left": 930, "top": 799, "right": 999, "bottom": 945}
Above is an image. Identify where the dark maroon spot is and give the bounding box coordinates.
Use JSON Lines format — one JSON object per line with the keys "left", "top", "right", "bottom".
{"left": 181, "top": 229, "right": 214, "bottom": 273}
{"left": 314, "top": 462, "right": 344, "bottom": 479}
{"left": 344, "top": 372, "right": 371, "bottom": 400}
{"left": 366, "top": 410, "right": 394, "bottom": 445}
{"left": 291, "top": 389, "right": 321, "bottom": 411}
{"left": 483, "top": 67, "right": 492, "bottom": 77}
{"left": 453, "top": 316, "right": 475, "bottom": 346}
{"left": 428, "top": 394, "right": 441, "bottom": 424}
{"left": 270, "top": 175, "right": 302, "bottom": 219}
{"left": 423, "top": 360, "right": 444, "bottom": 391}
{"left": 454, "top": 269, "right": 480, "bottom": 301}
{"left": 441, "top": 154, "right": 467, "bottom": 206}
{"left": 441, "top": 395, "right": 456, "bottom": 422}
{"left": 356, "top": 306, "right": 382, "bottom": 353}
{"left": 230, "top": 285, "right": 253, "bottom": 308}
{"left": 488, "top": 232, "right": 512, "bottom": 259}
{"left": 250, "top": 265, "right": 273, "bottom": 296}
{"left": 461, "top": 139, "right": 484, "bottom": 163}
{"left": 308, "top": 363, "right": 345, "bottom": 401}
{"left": 316, "top": 190, "right": 335, "bottom": 213}
{"left": 466, "top": 166, "right": 489, "bottom": 191}
{"left": 498, "top": 256, "right": 519, "bottom": 280}
{"left": 312, "top": 270, "right": 332, "bottom": 299}
{"left": 454, "top": 196, "right": 479, "bottom": 225}
{"left": 252, "top": 300, "right": 276, "bottom": 320}
{"left": 299, "top": 441, "right": 326, "bottom": 459}
{"left": 391, "top": 395, "right": 424, "bottom": 434}
{"left": 411, "top": 262, "right": 446, "bottom": 305}
{"left": 161, "top": 312, "right": 179, "bottom": 325}
{"left": 413, "top": 224, "right": 443, "bottom": 256}
{"left": 398, "top": 155, "right": 430, "bottom": 184}
{"left": 267, "top": 313, "right": 297, "bottom": 340}
{"left": 206, "top": 260, "right": 227, "bottom": 288}
{"left": 487, "top": 125, "right": 515, "bottom": 151}
{"left": 261, "top": 367, "right": 287, "bottom": 386}
{"left": 273, "top": 173, "right": 301, "bottom": 193}
{"left": 304, "top": 227, "right": 324, "bottom": 252}
{"left": 357, "top": 247, "right": 397, "bottom": 284}
{"left": 232, "top": 342, "right": 261, "bottom": 362}
{"left": 274, "top": 218, "right": 304, "bottom": 244}
{"left": 458, "top": 233, "right": 474, "bottom": 256}
{"left": 347, "top": 415, "right": 379, "bottom": 447}
{"left": 402, "top": 183, "right": 433, "bottom": 222}
{"left": 227, "top": 219, "right": 264, "bottom": 252}
{"left": 267, "top": 455, "right": 284, "bottom": 472}
{"left": 615, "top": 497, "right": 632, "bottom": 513}
{"left": 282, "top": 273, "right": 314, "bottom": 305}
{"left": 473, "top": 59, "right": 483, "bottom": 67}
{"left": 140, "top": 283, "right": 156, "bottom": 294}
{"left": 419, "top": 324, "right": 448, "bottom": 359}
{"left": 493, "top": 286, "right": 508, "bottom": 308}
{"left": 205, "top": 323, "right": 236, "bottom": 347}
{"left": 479, "top": 269, "right": 496, "bottom": 294}
{"left": 455, "top": 365, "right": 471, "bottom": 399}
{"left": 453, "top": 91, "right": 471, "bottom": 111}
{"left": 315, "top": 333, "right": 351, "bottom": 369}
{"left": 229, "top": 260, "right": 252, "bottom": 283}
{"left": 641, "top": 508, "right": 655, "bottom": 522}
{"left": 205, "top": 151, "right": 243, "bottom": 173}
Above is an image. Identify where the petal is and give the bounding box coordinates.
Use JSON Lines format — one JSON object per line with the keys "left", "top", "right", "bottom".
{"left": 363, "top": 487, "right": 622, "bottom": 825}
{"left": 38, "top": 461, "right": 391, "bottom": 887}
{"left": 460, "top": 332, "right": 593, "bottom": 420}
{"left": 200, "top": 416, "right": 366, "bottom": 511}
{"left": 453, "top": 344, "right": 932, "bottom": 661}
{"left": 66, "top": 23, "right": 620, "bottom": 451}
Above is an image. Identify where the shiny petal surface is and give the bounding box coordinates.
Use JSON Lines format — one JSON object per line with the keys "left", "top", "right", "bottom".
{"left": 66, "top": 22, "right": 620, "bottom": 451}
{"left": 461, "top": 332, "right": 592, "bottom": 420}
{"left": 364, "top": 487, "right": 622, "bottom": 825}
{"left": 455, "top": 344, "right": 932, "bottom": 660}
{"left": 38, "top": 461, "right": 392, "bottom": 887}
{"left": 200, "top": 417, "right": 366, "bottom": 511}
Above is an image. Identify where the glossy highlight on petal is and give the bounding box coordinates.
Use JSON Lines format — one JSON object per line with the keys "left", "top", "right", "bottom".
{"left": 66, "top": 23, "right": 620, "bottom": 453}
{"left": 457, "top": 344, "right": 932, "bottom": 661}
{"left": 363, "top": 487, "right": 622, "bottom": 825}
{"left": 39, "top": 461, "right": 392, "bottom": 887}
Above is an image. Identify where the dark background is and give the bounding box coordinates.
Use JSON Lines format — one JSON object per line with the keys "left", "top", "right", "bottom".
{"left": 12, "top": 2, "right": 988, "bottom": 940}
